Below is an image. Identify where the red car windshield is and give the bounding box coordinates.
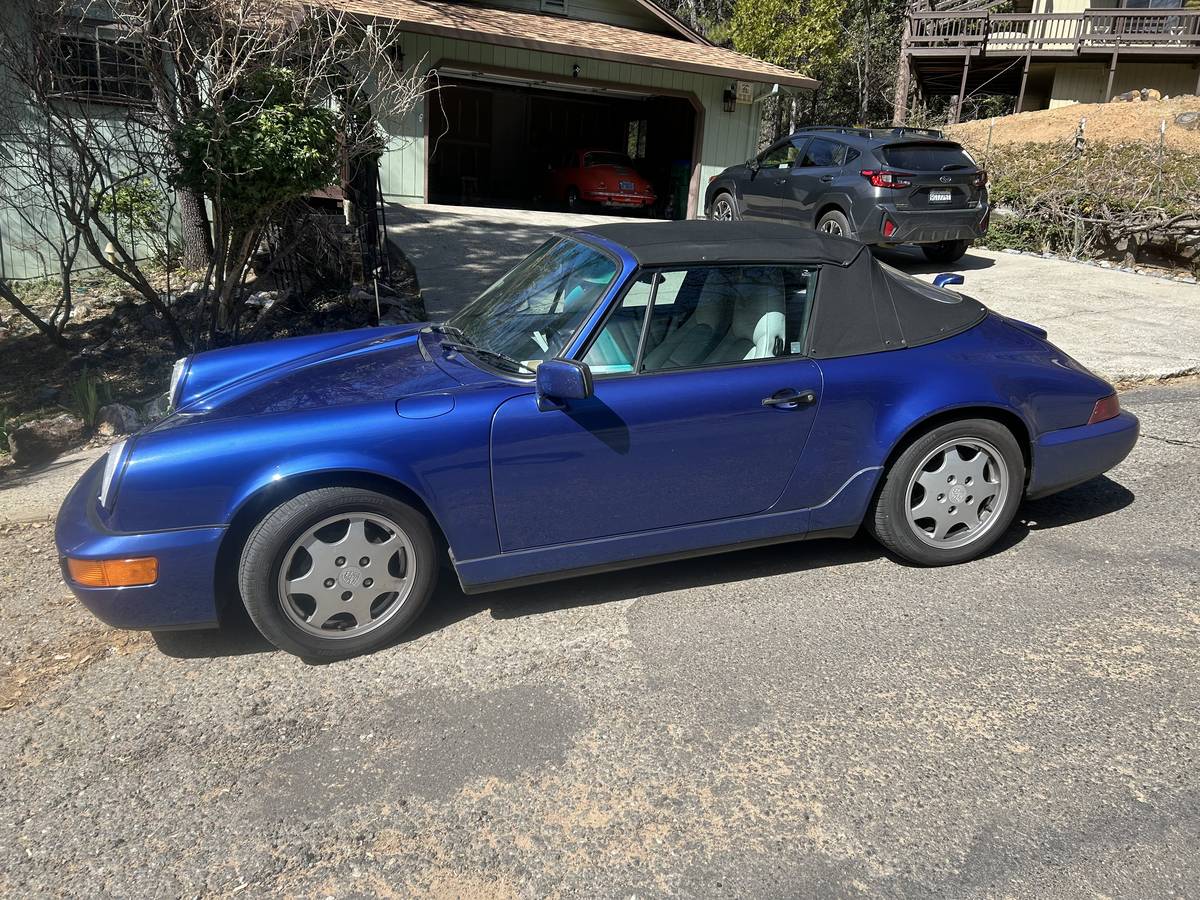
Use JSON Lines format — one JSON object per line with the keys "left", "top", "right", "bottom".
{"left": 583, "top": 152, "right": 633, "bottom": 168}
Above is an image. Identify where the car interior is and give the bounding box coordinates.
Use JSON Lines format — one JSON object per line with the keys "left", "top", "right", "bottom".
{"left": 585, "top": 266, "right": 816, "bottom": 375}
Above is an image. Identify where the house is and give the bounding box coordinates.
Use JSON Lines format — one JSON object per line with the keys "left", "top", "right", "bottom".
{"left": 333, "top": 0, "right": 816, "bottom": 219}
{"left": 895, "top": 0, "right": 1200, "bottom": 123}
{"left": 0, "top": 1, "right": 816, "bottom": 281}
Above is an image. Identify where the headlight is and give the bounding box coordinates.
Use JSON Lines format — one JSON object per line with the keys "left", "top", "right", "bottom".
{"left": 98, "top": 438, "right": 128, "bottom": 509}
{"left": 167, "top": 356, "right": 190, "bottom": 412}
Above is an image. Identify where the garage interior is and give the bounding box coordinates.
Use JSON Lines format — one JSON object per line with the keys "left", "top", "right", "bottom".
{"left": 428, "top": 75, "right": 698, "bottom": 220}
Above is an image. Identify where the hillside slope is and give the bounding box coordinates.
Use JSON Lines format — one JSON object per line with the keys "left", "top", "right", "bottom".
{"left": 947, "top": 96, "right": 1200, "bottom": 151}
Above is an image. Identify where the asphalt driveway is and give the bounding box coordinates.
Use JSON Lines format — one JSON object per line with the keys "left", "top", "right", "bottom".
{"left": 2, "top": 379, "right": 1199, "bottom": 897}
{"left": 388, "top": 203, "right": 1200, "bottom": 383}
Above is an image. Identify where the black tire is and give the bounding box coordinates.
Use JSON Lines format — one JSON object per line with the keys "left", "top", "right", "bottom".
{"left": 869, "top": 418, "right": 1025, "bottom": 567}
{"left": 238, "top": 487, "right": 437, "bottom": 660}
{"left": 921, "top": 239, "right": 971, "bottom": 263}
{"left": 710, "top": 191, "right": 739, "bottom": 221}
{"left": 817, "top": 209, "right": 852, "bottom": 238}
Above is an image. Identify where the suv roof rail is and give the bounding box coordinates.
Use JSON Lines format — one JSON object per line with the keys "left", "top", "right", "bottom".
{"left": 793, "top": 125, "right": 946, "bottom": 141}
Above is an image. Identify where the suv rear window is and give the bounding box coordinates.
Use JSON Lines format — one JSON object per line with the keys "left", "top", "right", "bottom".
{"left": 879, "top": 142, "right": 976, "bottom": 172}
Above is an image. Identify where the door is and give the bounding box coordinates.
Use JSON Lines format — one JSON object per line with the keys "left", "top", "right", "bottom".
{"left": 782, "top": 137, "right": 849, "bottom": 224}
{"left": 490, "top": 264, "right": 823, "bottom": 551}
{"left": 741, "top": 138, "right": 804, "bottom": 219}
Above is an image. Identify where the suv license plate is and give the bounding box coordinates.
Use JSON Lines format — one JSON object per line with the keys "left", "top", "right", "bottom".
{"left": 929, "top": 189, "right": 953, "bottom": 203}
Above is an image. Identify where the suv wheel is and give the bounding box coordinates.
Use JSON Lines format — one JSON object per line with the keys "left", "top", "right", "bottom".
{"left": 817, "top": 209, "right": 851, "bottom": 237}
{"left": 711, "top": 192, "right": 738, "bottom": 221}
{"left": 922, "top": 239, "right": 971, "bottom": 263}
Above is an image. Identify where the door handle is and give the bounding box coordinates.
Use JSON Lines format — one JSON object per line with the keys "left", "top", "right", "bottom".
{"left": 820, "top": 175, "right": 835, "bottom": 183}
{"left": 775, "top": 177, "right": 788, "bottom": 185}
{"left": 762, "top": 389, "right": 817, "bottom": 409}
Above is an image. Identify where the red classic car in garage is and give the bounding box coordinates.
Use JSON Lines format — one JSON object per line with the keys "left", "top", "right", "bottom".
{"left": 546, "top": 150, "right": 657, "bottom": 213}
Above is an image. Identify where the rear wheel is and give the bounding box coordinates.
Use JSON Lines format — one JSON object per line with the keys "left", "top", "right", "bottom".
{"left": 710, "top": 192, "right": 739, "bottom": 221}
{"left": 869, "top": 419, "right": 1025, "bottom": 566}
{"left": 921, "top": 239, "right": 971, "bottom": 263}
{"left": 238, "top": 487, "right": 437, "bottom": 660}
{"left": 817, "top": 209, "right": 851, "bottom": 238}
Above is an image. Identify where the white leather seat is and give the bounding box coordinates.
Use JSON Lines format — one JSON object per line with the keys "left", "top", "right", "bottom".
{"left": 642, "top": 270, "right": 734, "bottom": 371}
{"left": 704, "top": 268, "right": 787, "bottom": 363}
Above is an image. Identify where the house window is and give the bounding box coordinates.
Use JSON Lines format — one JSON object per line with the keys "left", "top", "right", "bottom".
{"left": 626, "top": 119, "right": 648, "bottom": 159}
{"left": 51, "top": 24, "right": 152, "bottom": 104}
{"left": 540, "top": 0, "right": 567, "bottom": 13}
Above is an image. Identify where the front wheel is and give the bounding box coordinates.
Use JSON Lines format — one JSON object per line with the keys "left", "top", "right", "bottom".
{"left": 238, "top": 487, "right": 437, "bottom": 660}
{"left": 710, "top": 192, "right": 739, "bottom": 221}
{"left": 817, "top": 209, "right": 851, "bottom": 237}
{"left": 921, "top": 239, "right": 971, "bottom": 263}
{"left": 869, "top": 419, "right": 1025, "bottom": 566}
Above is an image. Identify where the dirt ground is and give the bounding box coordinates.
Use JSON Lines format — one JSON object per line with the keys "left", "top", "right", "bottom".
{"left": 947, "top": 95, "right": 1200, "bottom": 150}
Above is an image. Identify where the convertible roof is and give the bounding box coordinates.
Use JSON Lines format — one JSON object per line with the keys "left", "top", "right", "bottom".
{"left": 575, "top": 220, "right": 864, "bottom": 268}
{"left": 574, "top": 220, "right": 987, "bottom": 359}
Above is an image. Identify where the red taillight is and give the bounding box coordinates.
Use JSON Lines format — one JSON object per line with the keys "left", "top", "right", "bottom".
{"left": 1088, "top": 393, "right": 1121, "bottom": 425}
{"left": 882, "top": 218, "right": 897, "bottom": 238}
{"left": 861, "top": 169, "right": 911, "bottom": 189}
{"left": 974, "top": 170, "right": 988, "bottom": 188}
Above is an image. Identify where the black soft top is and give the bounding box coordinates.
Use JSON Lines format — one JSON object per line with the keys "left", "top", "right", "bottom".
{"left": 573, "top": 220, "right": 987, "bottom": 359}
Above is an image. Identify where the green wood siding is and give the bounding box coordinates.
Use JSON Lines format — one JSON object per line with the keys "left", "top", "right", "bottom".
{"left": 1049, "top": 60, "right": 1199, "bottom": 105}
{"left": 379, "top": 32, "right": 765, "bottom": 216}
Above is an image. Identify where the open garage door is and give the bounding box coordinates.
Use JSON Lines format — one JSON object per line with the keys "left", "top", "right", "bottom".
{"left": 427, "top": 74, "right": 698, "bottom": 220}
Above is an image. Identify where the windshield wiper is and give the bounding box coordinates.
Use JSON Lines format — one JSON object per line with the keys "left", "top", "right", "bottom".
{"left": 428, "top": 322, "right": 467, "bottom": 339}
{"left": 441, "top": 341, "right": 535, "bottom": 375}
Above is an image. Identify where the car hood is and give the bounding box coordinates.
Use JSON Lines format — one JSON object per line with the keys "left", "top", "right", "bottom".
{"left": 161, "top": 324, "right": 461, "bottom": 423}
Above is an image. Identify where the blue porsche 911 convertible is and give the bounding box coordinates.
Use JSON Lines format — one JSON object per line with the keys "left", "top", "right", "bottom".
{"left": 56, "top": 221, "right": 1138, "bottom": 659}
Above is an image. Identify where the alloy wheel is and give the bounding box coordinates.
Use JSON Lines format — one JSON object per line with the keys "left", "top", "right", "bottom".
{"left": 712, "top": 198, "right": 735, "bottom": 221}
{"left": 820, "top": 219, "right": 844, "bottom": 236}
{"left": 277, "top": 512, "right": 416, "bottom": 639}
{"left": 904, "top": 438, "right": 1009, "bottom": 550}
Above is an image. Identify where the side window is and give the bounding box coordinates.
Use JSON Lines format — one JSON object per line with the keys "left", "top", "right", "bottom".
{"left": 585, "top": 266, "right": 818, "bottom": 375}
{"left": 759, "top": 139, "right": 802, "bottom": 169}
{"left": 799, "top": 138, "right": 847, "bottom": 168}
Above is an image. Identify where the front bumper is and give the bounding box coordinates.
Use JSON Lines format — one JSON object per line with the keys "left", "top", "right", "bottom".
{"left": 861, "top": 204, "right": 989, "bottom": 245}
{"left": 55, "top": 457, "right": 226, "bottom": 630}
{"left": 1026, "top": 411, "right": 1140, "bottom": 500}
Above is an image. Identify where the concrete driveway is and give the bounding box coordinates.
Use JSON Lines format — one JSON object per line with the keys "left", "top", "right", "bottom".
{"left": 388, "top": 204, "right": 1200, "bottom": 383}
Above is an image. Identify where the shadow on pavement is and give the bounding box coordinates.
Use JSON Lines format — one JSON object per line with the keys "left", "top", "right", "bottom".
{"left": 873, "top": 245, "right": 996, "bottom": 275}
{"left": 156, "top": 473, "right": 1133, "bottom": 661}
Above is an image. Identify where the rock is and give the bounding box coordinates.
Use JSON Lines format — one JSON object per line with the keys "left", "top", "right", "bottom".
{"left": 1176, "top": 111, "right": 1200, "bottom": 131}
{"left": 8, "top": 414, "right": 88, "bottom": 465}
{"left": 97, "top": 403, "right": 141, "bottom": 437}
{"left": 142, "top": 394, "right": 170, "bottom": 422}
{"left": 1142, "top": 88, "right": 1161, "bottom": 102}
{"left": 33, "top": 384, "right": 58, "bottom": 404}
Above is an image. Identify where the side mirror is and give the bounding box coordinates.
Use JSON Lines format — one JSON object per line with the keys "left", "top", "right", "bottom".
{"left": 536, "top": 358, "right": 593, "bottom": 410}
{"left": 933, "top": 273, "right": 965, "bottom": 288}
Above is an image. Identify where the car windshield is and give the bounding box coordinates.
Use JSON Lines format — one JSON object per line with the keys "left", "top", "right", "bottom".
{"left": 584, "top": 152, "right": 632, "bottom": 168}
{"left": 445, "top": 237, "right": 619, "bottom": 371}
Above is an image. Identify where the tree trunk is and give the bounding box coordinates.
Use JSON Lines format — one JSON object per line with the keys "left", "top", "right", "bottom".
{"left": 176, "top": 185, "right": 213, "bottom": 270}
{"left": 893, "top": 2, "right": 915, "bottom": 125}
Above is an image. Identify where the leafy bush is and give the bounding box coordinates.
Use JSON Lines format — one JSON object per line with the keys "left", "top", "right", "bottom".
{"left": 971, "top": 139, "right": 1200, "bottom": 262}
{"left": 95, "top": 179, "right": 165, "bottom": 237}
{"left": 67, "top": 368, "right": 111, "bottom": 428}
{"left": 172, "top": 68, "right": 340, "bottom": 226}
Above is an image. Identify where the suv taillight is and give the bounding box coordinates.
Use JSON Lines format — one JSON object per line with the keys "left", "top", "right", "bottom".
{"left": 1087, "top": 393, "right": 1121, "bottom": 425}
{"left": 860, "top": 169, "right": 911, "bottom": 189}
{"left": 974, "top": 170, "right": 988, "bottom": 188}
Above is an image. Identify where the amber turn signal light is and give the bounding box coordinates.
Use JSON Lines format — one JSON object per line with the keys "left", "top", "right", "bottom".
{"left": 67, "top": 557, "right": 158, "bottom": 588}
{"left": 1087, "top": 393, "right": 1121, "bottom": 425}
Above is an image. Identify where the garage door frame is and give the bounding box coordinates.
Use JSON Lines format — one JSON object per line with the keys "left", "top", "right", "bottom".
{"left": 425, "top": 58, "right": 706, "bottom": 219}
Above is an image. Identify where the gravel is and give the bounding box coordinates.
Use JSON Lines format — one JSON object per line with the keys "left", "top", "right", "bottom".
{"left": 1, "top": 381, "right": 1198, "bottom": 897}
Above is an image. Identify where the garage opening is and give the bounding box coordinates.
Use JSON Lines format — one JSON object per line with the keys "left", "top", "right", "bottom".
{"left": 427, "top": 74, "right": 698, "bottom": 219}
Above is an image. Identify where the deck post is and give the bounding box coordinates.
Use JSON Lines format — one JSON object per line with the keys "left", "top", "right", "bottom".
{"left": 1016, "top": 49, "right": 1032, "bottom": 113}
{"left": 1105, "top": 51, "right": 1119, "bottom": 101}
{"left": 1194, "top": 61, "right": 1200, "bottom": 97}
{"left": 952, "top": 52, "right": 971, "bottom": 124}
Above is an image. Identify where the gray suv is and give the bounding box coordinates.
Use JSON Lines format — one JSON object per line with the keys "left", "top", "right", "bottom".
{"left": 704, "top": 127, "right": 990, "bottom": 264}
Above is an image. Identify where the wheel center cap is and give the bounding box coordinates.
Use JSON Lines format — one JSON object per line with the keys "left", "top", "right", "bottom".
{"left": 339, "top": 568, "right": 363, "bottom": 588}
{"left": 949, "top": 485, "right": 966, "bottom": 503}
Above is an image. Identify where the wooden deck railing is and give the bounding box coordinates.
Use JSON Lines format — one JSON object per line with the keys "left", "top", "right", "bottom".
{"left": 908, "top": 8, "right": 1200, "bottom": 55}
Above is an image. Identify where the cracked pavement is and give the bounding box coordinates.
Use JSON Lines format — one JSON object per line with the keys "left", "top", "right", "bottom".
{"left": 1, "top": 380, "right": 1198, "bottom": 897}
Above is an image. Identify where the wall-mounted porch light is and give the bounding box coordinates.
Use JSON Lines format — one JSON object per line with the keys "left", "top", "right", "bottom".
{"left": 723, "top": 86, "right": 737, "bottom": 113}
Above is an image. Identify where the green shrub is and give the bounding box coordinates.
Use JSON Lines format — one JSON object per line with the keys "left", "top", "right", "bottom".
{"left": 67, "top": 368, "right": 111, "bottom": 428}
{"left": 0, "top": 407, "right": 10, "bottom": 454}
